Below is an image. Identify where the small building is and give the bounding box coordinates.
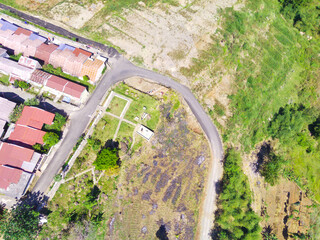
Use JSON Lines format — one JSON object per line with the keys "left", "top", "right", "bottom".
{"left": 20, "top": 34, "right": 46, "bottom": 58}
{"left": 0, "top": 96, "right": 16, "bottom": 122}
{"left": 0, "top": 57, "right": 34, "bottom": 82}
{"left": 80, "top": 57, "right": 105, "bottom": 82}
{"left": 0, "top": 165, "right": 33, "bottom": 199}
{"left": 8, "top": 124, "right": 46, "bottom": 146}
{"left": 45, "top": 75, "right": 88, "bottom": 101}
{"left": 136, "top": 125, "right": 154, "bottom": 141}
{"left": 0, "top": 142, "right": 41, "bottom": 172}
{"left": 16, "top": 106, "right": 55, "bottom": 130}
{"left": 34, "top": 43, "right": 58, "bottom": 64}
{"left": 49, "top": 44, "right": 75, "bottom": 69}
{"left": 18, "top": 56, "right": 41, "bottom": 70}
{"left": 62, "top": 53, "right": 88, "bottom": 77}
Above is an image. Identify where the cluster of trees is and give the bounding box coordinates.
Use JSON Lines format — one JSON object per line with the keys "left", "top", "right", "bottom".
{"left": 14, "top": 80, "right": 31, "bottom": 90}
{"left": 212, "top": 149, "right": 261, "bottom": 240}
{"left": 0, "top": 204, "right": 40, "bottom": 240}
{"left": 279, "top": 0, "right": 320, "bottom": 36}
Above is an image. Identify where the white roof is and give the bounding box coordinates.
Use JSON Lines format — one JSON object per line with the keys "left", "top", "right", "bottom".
{"left": 0, "top": 57, "right": 34, "bottom": 81}
{"left": 136, "top": 125, "right": 154, "bottom": 141}
{"left": 0, "top": 119, "right": 5, "bottom": 137}
{"left": 18, "top": 56, "right": 41, "bottom": 69}
{"left": 0, "top": 97, "right": 16, "bottom": 122}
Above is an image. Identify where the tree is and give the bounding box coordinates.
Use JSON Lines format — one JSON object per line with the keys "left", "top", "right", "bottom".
{"left": 268, "top": 104, "right": 312, "bottom": 142}
{"left": 24, "top": 97, "right": 40, "bottom": 106}
{"left": 260, "top": 152, "right": 286, "bottom": 186}
{"left": 14, "top": 80, "right": 30, "bottom": 90}
{"left": 87, "top": 137, "right": 101, "bottom": 151}
{"left": 93, "top": 148, "right": 119, "bottom": 171}
{"left": 43, "top": 132, "right": 59, "bottom": 147}
{"left": 0, "top": 204, "right": 39, "bottom": 240}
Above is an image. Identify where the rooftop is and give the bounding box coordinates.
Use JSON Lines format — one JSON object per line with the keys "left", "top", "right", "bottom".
{"left": 16, "top": 106, "right": 55, "bottom": 130}
{"left": 0, "top": 97, "right": 16, "bottom": 122}
{"left": 9, "top": 124, "right": 46, "bottom": 146}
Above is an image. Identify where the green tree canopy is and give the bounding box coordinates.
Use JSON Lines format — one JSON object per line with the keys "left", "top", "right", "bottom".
{"left": 212, "top": 149, "right": 261, "bottom": 240}
{"left": 260, "top": 152, "right": 286, "bottom": 186}
{"left": 43, "top": 132, "right": 59, "bottom": 147}
{"left": 93, "top": 147, "right": 119, "bottom": 171}
{"left": 0, "top": 204, "right": 39, "bottom": 240}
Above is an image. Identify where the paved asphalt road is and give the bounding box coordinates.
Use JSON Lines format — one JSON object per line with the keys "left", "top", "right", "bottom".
{"left": 32, "top": 57, "right": 224, "bottom": 239}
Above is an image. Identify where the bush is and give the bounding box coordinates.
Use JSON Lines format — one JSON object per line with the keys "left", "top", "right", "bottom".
{"left": 93, "top": 148, "right": 119, "bottom": 171}
{"left": 43, "top": 113, "right": 67, "bottom": 134}
{"left": 14, "top": 80, "right": 30, "bottom": 90}
{"left": 43, "top": 132, "right": 59, "bottom": 147}
{"left": 9, "top": 104, "right": 24, "bottom": 123}
{"left": 24, "top": 97, "right": 40, "bottom": 106}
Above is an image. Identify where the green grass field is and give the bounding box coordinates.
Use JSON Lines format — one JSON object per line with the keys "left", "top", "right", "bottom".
{"left": 113, "top": 83, "right": 160, "bottom": 130}
{"left": 106, "top": 96, "right": 128, "bottom": 117}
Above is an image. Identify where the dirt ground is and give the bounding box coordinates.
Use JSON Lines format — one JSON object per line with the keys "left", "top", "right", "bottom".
{"left": 110, "top": 102, "right": 210, "bottom": 239}
{"left": 243, "top": 142, "right": 315, "bottom": 240}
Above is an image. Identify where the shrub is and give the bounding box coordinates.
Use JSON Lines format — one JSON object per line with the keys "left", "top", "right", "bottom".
{"left": 93, "top": 148, "right": 119, "bottom": 171}
{"left": 43, "top": 132, "right": 59, "bottom": 147}
{"left": 9, "top": 104, "right": 24, "bottom": 123}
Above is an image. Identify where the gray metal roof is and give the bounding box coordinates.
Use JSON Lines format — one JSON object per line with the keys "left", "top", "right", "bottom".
{"left": 0, "top": 97, "right": 16, "bottom": 122}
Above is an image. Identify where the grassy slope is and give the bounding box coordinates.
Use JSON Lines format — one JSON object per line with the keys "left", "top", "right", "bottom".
{"left": 184, "top": 0, "right": 320, "bottom": 202}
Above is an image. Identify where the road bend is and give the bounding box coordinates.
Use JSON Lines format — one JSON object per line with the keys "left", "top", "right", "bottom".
{"left": 32, "top": 56, "right": 224, "bottom": 239}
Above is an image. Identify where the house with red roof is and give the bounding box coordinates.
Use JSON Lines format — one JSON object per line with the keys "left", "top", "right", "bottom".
{"left": 44, "top": 75, "right": 88, "bottom": 102}
{"left": 0, "top": 142, "right": 41, "bottom": 172}
{"left": 0, "top": 165, "right": 33, "bottom": 199}
{"left": 17, "top": 106, "right": 55, "bottom": 129}
{"left": 8, "top": 125, "right": 46, "bottom": 146}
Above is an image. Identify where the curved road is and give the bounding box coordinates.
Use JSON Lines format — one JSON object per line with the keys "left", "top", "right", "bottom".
{"left": 32, "top": 56, "right": 223, "bottom": 239}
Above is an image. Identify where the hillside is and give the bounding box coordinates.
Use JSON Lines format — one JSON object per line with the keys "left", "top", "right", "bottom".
{"left": 1, "top": 0, "right": 320, "bottom": 239}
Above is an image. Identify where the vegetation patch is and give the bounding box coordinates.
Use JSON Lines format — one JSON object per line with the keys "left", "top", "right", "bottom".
{"left": 106, "top": 96, "right": 128, "bottom": 117}
{"left": 114, "top": 83, "right": 160, "bottom": 130}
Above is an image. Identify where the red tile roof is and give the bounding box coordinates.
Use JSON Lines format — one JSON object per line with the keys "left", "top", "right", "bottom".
{"left": 34, "top": 43, "right": 58, "bottom": 64}
{"left": 14, "top": 27, "right": 32, "bottom": 36}
{"left": 73, "top": 48, "right": 92, "bottom": 57}
{"left": 9, "top": 125, "right": 45, "bottom": 145}
{"left": 64, "top": 81, "right": 86, "bottom": 99}
{"left": 46, "top": 75, "right": 68, "bottom": 92}
{"left": 0, "top": 142, "right": 34, "bottom": 168}
{"left": 0, "top": 165, "right": 22, "bottom": 189}
{"left": 16, "top": 106, "right": 55, "bottom": 129}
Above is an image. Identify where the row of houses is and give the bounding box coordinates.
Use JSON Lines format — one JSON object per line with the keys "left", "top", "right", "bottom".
{"left": 0, "top": 18, "right": 106, "bottom": 83}
{"left": 0, "top": 97, "right": 55, "bottom": 199}
{"left": 0, "top": 48, "right": 88, "bottom": 102}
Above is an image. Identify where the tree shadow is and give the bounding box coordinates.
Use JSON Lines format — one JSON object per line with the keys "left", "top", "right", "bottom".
{"left": 255, "top": 142, "right": 271, "bottom": 173}
{"left": 156, "top": 225, "right": 169, "bottom": 240}
{"left": 104, "top": 139, "right": 119, "bottom": 150}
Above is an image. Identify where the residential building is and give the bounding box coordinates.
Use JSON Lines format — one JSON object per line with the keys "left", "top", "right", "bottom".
{"left": 8, "top": 125, "right": 46, "bottom": 146}
{"left": 16, "top": 106, "right": 55, "bottom": 129}
{"left": 34, "top": 43, "right": 58, "bottom": 64}
{"left": 80, "top": 57, "right": 105, "bottom": 82}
